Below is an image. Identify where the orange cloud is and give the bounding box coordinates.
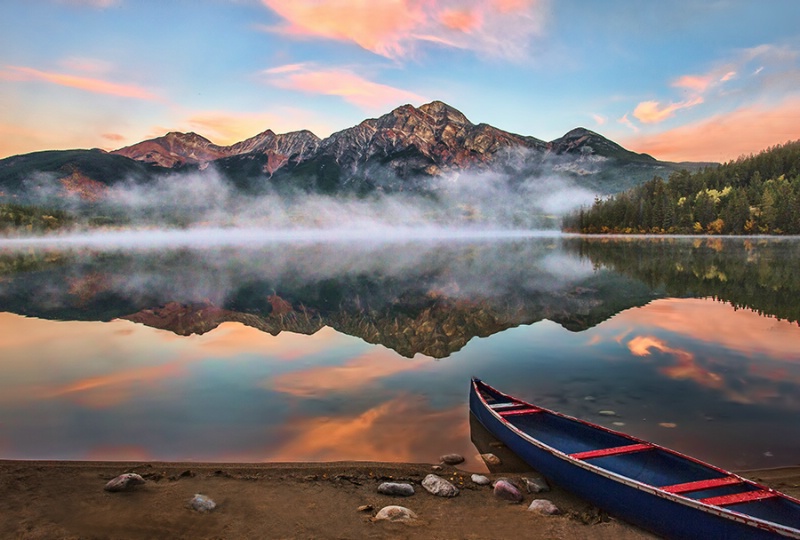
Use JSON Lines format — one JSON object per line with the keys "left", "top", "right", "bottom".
{"left": 3, "top": 65, "right": 158, "bottom": 100}
{"left": 262, "top": 0, "right": 420, "bottom": 58}
{"left": 270, "top": 349, "right": 429, "bottom": 397}
{"left": 623, "top": 96, "right": 800, "bottom": 162}
{"left": 260, "top": 0, "right": 547, "bottom": 60}
{"left": 632, "top": 97, "right": 704, "bottom": 124}
{"left": 263, "top": 65, "right": 427, "bottom": 111}
{"left": 440, "top": 8, "right": 481, "bottom": 32}
{"left": 102, "top": 132, "right": 126, "bottom": 142}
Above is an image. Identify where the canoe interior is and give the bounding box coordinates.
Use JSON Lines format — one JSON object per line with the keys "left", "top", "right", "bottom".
{"left": 474, "top": 380, "right": 800, "bottom": 532}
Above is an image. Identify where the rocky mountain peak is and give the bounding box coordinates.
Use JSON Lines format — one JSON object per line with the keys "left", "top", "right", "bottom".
{"left": 164, "top": 131, "right": 212, "bottom": 144}
{"left": 112, "top": 131, "right": 228, "bottom": 167}
{"left": 548, "top": 127, "right": 655, "bottom": 162}
{"left": 418, "top": 100, "right": 471, "bottom": 126}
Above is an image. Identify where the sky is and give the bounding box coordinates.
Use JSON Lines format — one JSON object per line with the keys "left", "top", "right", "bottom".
{"left": 1, "top": 0, "right": 800, "bottom": 163}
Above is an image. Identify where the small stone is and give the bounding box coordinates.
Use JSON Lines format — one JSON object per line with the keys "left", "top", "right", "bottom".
{"left": 374, "top": 505, "right": 418, "bottom": 522}
{"left": 440, "top": 453, "right": 465, "bottom": 465}
{"left": 357, "top": 504, "right": 374, "bottom": 512}
{"left": 190, "top": 493, "right": 216, "bottom": 513}
{"left": 520, "top": 476, "right": 550, "bottom": 493}
{"left": 493, "top": 480, "right": 523, "bottom": 503}
{"left": 378, "top": 482, "right": 415, "bottom": 497}
{"left": 431, "top": 465, "right": 443, "bottom": 472}
{"left": 471, "top": 474, "right": 491, "bottom": 486}
{"left": 104, "top": 473, "right": 146, "bottom": 492}
{"left": 422, "top": 474, "right": 459, "bottom": 497}
{"left": 659, "top": 422, "right": 677, "bottom": 428}
{"left": 527, "top": 499, "right": 561, "bottom": 515}
{"left": 179, "top": 469, "right": 194, "bottom": 478}
{"left": 480, "top": 453, "right": 501, "bottom": 466}
{"left": 598, "top": 410, "right": 616, "bottom": 416}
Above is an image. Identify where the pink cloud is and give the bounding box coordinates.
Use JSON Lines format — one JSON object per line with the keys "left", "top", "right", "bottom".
{"left": 591, "top": 113, "right": 607, "bottom": 126}
{"left": 3, "top": 65, "right": 158, "bottom": 100}
{"left": 673, "top": 75, "right": 713, "bottom": 93}
{"left": 260, "top": 0, "right": 547, "bottom": 60}
{"left": 263, "top": 64, "right": 427, "bottom": 111}
{"left": 623, "top": 97, "right": 800, "bottom": 162}
{"left": 617, "top": 113, "right": 639, "bottom": 133}
{"left": 59, "top": 57, "right": 114, "bottom": 75}
{"left": 633, "top": 97, "right": 704, "bottom": 124}
{"left": 58, "top": 0, "right": 120, "bottom": 7}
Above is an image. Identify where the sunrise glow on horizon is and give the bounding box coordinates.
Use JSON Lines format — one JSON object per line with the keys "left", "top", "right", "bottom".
{"left": 1, "top": 1, "right": 799, "bottom": 163}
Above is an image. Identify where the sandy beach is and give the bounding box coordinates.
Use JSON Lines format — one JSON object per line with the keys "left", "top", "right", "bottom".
{"left": 1, "top": 459, "right": 797, "bottom": 540}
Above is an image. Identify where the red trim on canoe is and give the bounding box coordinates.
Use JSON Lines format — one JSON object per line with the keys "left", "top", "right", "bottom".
{"left": 660, "top": 476, "right": 743, "bottom": 494}
{"left": 498, "top": 407, "right": 543, "bottom": 417}
{"left": 701, "top": 490, "right": 779, "bottom": 507}
{"left": 570, "top": 443, "right": 652, "bottom": 460}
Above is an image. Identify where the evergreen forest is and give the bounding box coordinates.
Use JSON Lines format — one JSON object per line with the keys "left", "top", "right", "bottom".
{"left": 563, "top": 141, "right": 800, "bottom": 234}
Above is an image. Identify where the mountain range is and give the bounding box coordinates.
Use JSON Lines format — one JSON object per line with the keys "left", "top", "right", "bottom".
{"left": 0, "top": 101, "right": 709, "bottom": 202}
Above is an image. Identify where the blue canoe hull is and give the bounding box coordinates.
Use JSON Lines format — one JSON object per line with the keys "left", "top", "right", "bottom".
{"left": 470, "top": 379, "right": 799, "bottom": 540}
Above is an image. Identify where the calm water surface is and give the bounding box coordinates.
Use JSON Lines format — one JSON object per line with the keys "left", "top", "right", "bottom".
{"left": 0, "top": 233, "right": 798, "bottom": 471}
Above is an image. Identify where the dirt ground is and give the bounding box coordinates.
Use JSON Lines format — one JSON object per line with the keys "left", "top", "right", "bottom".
{"left": 1, "top": 459, "right": 798, "bottom": 540}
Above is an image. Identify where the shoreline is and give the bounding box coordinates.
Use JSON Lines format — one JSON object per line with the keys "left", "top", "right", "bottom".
{"left": 1, "top": 459, "right": 797, "bottom": 539}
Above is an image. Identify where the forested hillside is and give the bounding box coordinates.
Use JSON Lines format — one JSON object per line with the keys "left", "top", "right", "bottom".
{"left": 563, "top": 141, "right": 800, "bottom": 234}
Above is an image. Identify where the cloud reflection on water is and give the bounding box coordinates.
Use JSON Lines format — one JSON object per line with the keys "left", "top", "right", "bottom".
{"left": 269, "top": 348, "right": 430, "bottom": 397}
{"left": 267, "top": 395, "right": 475, "bottom": 468}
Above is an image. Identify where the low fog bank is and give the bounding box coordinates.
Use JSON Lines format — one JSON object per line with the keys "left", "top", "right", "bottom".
{"left": 98, "top": 166, "right": 596, "bottom": 230}
{"left": 5, "top": 164, "right": 597, "bottom": 239}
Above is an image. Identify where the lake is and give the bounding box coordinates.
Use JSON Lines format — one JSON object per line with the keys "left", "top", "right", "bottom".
{"left": 0, "top": 231, "right": 798, "bottom": 472}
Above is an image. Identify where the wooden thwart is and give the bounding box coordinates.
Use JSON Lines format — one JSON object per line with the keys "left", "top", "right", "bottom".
{"left": 660, "top": 476, "right": 743, "bottom": 494}
{"left": 570, "top": 443, "right": 652, "bottom": 460}
{"left": 701, "top": 490, "right": 778, "bottom": 507}
{"left": 489, "top": 402, "right": 525, "bottom": 409}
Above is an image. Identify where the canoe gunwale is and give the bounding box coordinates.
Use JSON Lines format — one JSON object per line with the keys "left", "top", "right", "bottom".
{"left": 470, "top": 378, "right": 800, "bottom": 539}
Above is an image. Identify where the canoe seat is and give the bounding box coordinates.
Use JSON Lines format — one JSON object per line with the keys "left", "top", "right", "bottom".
{"left": 570, "top": 443, "right": 652, "bottom": 460}
{"left": 700, "top": 489, "right": 778, "bottom": 507}
{"left": 489, "top": 402, "right": 525, "bottom": 409}
{"left": 660, "top": 476, "right": 743, "bottom": 494}
{"left": 498, "top": 407, "right": 543, "bottom": 417}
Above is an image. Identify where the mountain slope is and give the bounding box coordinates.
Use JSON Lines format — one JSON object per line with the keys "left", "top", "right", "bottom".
{"left": 0, "top": 149, "right": 160, "bottom": 201}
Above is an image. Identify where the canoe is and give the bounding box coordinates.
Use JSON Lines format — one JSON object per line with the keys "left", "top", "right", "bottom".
{"left": 470, "top": 378, "right": 800, "bottom": 539}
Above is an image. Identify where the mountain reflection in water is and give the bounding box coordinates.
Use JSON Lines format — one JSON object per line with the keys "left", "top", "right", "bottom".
{"left": 0, "top": 235, "right": 798, "bottom": 470}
